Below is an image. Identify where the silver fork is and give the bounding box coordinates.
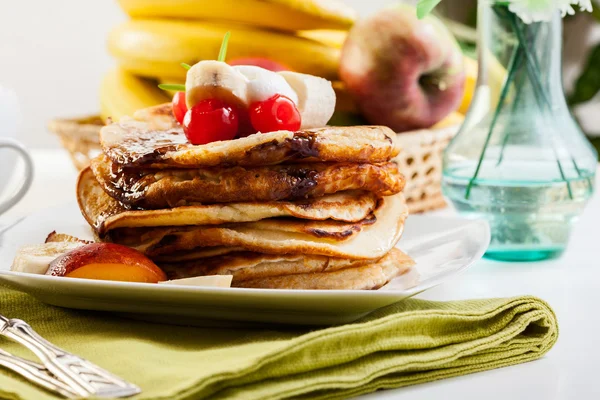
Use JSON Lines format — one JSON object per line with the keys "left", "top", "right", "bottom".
{"left": 0, "top": 315, "right": 141, "bottom": 398}
{"left": 0, "top": 347, "right": 79, "bottom": 398}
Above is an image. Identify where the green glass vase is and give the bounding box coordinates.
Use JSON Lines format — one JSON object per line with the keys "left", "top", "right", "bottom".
{"left": 442, "top": 4, "right": 597, "bottom": 261}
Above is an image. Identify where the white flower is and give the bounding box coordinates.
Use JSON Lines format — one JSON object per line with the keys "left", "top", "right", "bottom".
{"left": 506, "top": 0, "right": 592, "bottom": 23}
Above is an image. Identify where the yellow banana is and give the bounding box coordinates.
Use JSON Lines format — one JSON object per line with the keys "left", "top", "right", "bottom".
{"left": 116, "top": 0, "right": 356, "bottom": 32}
{"left": 100, "top": 68, "right": 170, "bottom": 122}
{"left": 459, "top": 56, "right": 478, "bottom": 114}
{"left": 109, "top": 19, "right": 341, "bottom": 81}
{"left": 459, "top": 55, "right": 507, "bottom": 115}
{"left": 297, "top": 29, "right": 348, "bottom": 49}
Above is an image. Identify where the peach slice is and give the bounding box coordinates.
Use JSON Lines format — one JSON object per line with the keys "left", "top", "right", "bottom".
{"left": 66, "top": 263, "right": 166, "bottom": 283}
{"left": 47, "top": 243, "right": 166, "bottom": 283}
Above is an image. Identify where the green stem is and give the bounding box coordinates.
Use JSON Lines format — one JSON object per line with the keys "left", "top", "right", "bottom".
{"left": 495, "top": 19, "right": 536, "bottom": 167}
{"left": 465, "top": 41, "right": 523, "bottom": 199}
{"left": 509, "top": 15, "right": 575, "bottom": 199}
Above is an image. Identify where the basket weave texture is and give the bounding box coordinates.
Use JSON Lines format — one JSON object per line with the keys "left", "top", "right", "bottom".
{"left": 47, "top": 116, "right": 104, "bottom": 171}
{"left": 394, "top": 125, "right": 458, "bottom": 214}
{"left": 48, "top": 116, "right": 457, "bottom": 213}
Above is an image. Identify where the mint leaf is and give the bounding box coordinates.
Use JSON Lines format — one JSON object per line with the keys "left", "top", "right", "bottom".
{"left": 417, "top": 0, "right": 442, "bottom": 19}
{"left": 568, "top": 43, "right": 600, "bottom": 106}
{"left": 180, "top": 63, "right": 191, "bottom": 70}
{"left": 158, "top": 83, "right": 186, "bottom": 92}
{"left": 218, "top": 31, "right": 231, "bottom": 62}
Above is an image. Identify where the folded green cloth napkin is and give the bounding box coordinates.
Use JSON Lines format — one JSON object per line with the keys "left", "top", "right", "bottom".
{"left": 0, "top": 289, "right": 557, "bottom": 400}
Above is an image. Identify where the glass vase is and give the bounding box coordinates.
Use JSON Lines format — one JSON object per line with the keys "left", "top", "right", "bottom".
{"left": 442, "top": 3, "right": 597, "bottom": 261}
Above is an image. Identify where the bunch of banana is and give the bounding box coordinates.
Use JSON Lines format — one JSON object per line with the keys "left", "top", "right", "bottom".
{"left": 100, "top": 68, "right": 170, "bottom": 122}
{"left": 101, "top": 0, "right": 355, "bottom": 121}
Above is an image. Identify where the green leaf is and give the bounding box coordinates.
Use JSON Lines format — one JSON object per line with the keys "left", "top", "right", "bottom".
{"left": 158, "top": 83, "right": 186, "bottom": 92}
{"left": 180, "top": 63, "right": 192, "bottom": 70}
{"left": 417, "top": 0, "right": 442, "bottom": 19}
{"left": 591, "top": 0, "right": 600, "bottom": 22}
{"left": 568, "top": 43, "right": 600, "bottom": 106}
{"left": 218, "top": 31, "right": 231, "bottom": 62}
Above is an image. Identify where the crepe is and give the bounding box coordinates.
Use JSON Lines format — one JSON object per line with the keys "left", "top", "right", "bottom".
{"left": 107, "top": 192, "right": 408, "bottom": 260}
{"left": 100, "top": 117, "right": 399, "bottom": 169}
{"left": 235, "top": 249, "right": 414, "bottom": 290}
{"left": 91, "top": 154, "right": 404, "bottom": 209}
{"left": 161, "top": 248, "right": 415, "bottom": 285}
{"left": 78, "top": 168, "right": 381, "bottom": 237}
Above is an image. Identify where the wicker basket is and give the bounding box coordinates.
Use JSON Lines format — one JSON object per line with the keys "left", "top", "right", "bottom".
{"left": 48, "top": 116, "right": 458, "bottom": 213}
{"left": 48, "top": 116, "right": 104, "bottom": 171}
{"left": 395, "top": 125, "right": 458, "bottom": 213}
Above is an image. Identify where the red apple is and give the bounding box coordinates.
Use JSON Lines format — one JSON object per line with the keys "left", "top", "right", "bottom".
{"left": 47, "top": 243, "right": 166, "bottom": 283}
{"left": 228, "top": 57, "right": 290, "bottom": 72}
{"left": 339, "top": 5, "right": 465, "bottom": 132}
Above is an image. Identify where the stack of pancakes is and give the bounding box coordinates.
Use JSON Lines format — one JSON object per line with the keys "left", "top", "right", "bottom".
{"left": 77, "top": 104, "right": 415, "bottom": 290}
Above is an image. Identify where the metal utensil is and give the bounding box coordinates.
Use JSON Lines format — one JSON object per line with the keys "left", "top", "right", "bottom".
{"left": 0, "top": 315, "right": 141, "bottom": 398}
{"left": 0, "top": 348, "right": 79, "bottom": 398}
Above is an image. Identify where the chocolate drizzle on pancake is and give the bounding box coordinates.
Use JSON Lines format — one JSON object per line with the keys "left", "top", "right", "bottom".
{"left": 288, "top": 131, "right": 320, "bottom": 158}
{"left": 100, "top": 120, "right": 400, "bottom": 169}
{"left": 91, "top": 154, "right": 405, "bottom": 210}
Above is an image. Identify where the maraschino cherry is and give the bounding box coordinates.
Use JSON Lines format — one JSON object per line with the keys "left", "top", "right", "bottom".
{"left": 182, "top": 99, "right": 239, "bottom": 145}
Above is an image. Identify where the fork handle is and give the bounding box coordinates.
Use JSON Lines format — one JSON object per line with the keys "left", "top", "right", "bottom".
{"left": 1, "top": 318, "right": 93, "bottom": 397}
{"left": 1, "top": 318, "right": 141, "bottom": 398}
{"left": 0, "top": 352, "right": 78, "bottom": 398}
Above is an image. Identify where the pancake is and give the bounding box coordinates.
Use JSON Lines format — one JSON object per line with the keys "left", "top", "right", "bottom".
{"left": 100, "top": 116, "right": 399, "bottom": 168}
{"left": 235, "top": 249, "right": 414, "bottom": 290}
{"left": 161, "top": 248, "right": 415, "bottom": 285}
{"left": 91, "top": 154, "right": 404, "bottom": 209}
{"left": 107, "top": 192, "right": 408, "bottom": 260}
{"left": 78, "top": 167, "right": 381, "bottom": 237}
{"left": 155, "top": 246, "right": 246, "bottom": 262}
{"left": 132, "top": 103, "right": 178, "bottom": 130}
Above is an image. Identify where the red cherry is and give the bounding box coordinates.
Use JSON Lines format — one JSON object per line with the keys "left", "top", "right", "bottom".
{"left": 172, "top": 92, "right": 188, "bottom": 124}
{"left": 249, "top": 94, "right": 301, "bottom": 133}
{"left": 236, "top": 107, "right": 255, "bottom": 138}
{"left": 183, "top": 99, "right": 239, "bottom": 145}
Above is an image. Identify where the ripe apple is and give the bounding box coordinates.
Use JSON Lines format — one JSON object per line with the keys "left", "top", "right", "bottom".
{"left": 228, "top": 57, "right": 290, "bottom": 72}
{"left": 47, "top": 243, "right": 166, "bottom": 283}
{"left": 339, "top": 5, "right": 465, "bottom": 132}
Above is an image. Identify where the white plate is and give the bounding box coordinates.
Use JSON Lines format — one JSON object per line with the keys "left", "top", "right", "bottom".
{"left": 0, "top": 202, "right": 489, "bottom": 326}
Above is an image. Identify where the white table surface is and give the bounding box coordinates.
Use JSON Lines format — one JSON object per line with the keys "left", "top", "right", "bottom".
{"left": 1, "top": 149, "right": 598, "bottom": 400}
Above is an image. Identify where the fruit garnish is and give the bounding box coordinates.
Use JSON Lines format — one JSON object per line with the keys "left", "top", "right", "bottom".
{"left": 46, "top": 243, "right": 167, "bottom": 283}
{"left": 218, "top": 31, "right": 231, "bottom": 62}
{"left": 158, "top": 83, "right": 186, "bottom": 92}
{"left": 66, "top": 263, "right": 165, "bottom": 283}
{"left": 172, "top": 92, "right": 188, "bottom": 124}
{"left": 183, "top": 98, "right": 239, "bottom": 144}
{"left": 157, "top": 31, "right": 231, "bottom": 93}
{"left": 249, "top": 94, "right": 301, "bottom": 133}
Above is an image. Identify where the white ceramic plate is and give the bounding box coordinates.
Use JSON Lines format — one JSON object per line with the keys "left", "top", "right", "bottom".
{"left": 0, "top": 202, "right": 489, "bottom": 325}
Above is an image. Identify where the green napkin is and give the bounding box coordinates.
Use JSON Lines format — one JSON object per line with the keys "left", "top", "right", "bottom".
{"left": 0, "top": 289, "right": 557, "bottom": 400}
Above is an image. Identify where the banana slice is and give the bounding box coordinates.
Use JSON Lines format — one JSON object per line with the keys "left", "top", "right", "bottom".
{"left": 232, "top": 65, "right": 298, "bottom": 105}
{"left": 159, "top": 275, "right": 233, "bottom": 288}
{"left": 186, "top": 60, "right": 249, "bottom": 109}
{"left": 278, "top": 71, "right": 336, "bottom": 128}
{"left": 12, "top": 242, "right": 85, "bottom": 275}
